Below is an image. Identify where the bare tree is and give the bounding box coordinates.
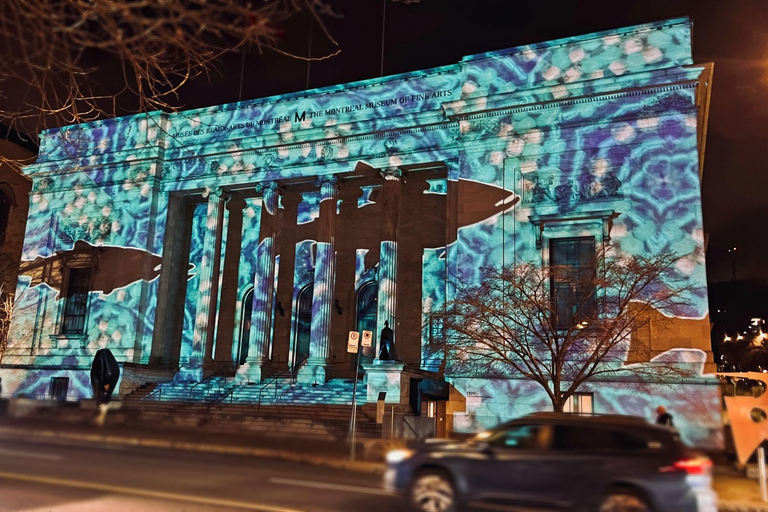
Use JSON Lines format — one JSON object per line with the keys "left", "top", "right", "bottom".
{"left": 442, "top": 250, "right": 692, "bottom": 412}
{"left": 0, "top": 283, "right": 12, "bottom": 365}
{"left": 0, "top": 0, "right": 341, "bottom": 164}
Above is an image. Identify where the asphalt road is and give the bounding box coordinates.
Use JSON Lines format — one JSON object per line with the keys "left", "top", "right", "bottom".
{"left": 0, "top": 431, "right": 399, "bottom": 512}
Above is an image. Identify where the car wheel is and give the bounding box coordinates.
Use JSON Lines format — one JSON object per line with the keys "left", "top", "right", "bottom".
{"left": 408, "top": 470, "right": 457, "bottom": 512}
{"left": 598, "top": 489, "right": 651, "bottom": 512}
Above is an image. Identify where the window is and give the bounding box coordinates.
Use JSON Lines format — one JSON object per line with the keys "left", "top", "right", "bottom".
{"left": 550, "top": 237, "right": 596, "bottom": 329}
{"left": 564, "top": 393, "right": 594, "bottom": 414}
{"left": 428, "top": 313, "right": 445, "bottom": 346}
{"left": 0, "top": 189, "right": 10, "bottom": 247}
{"left": 50, "top": 377, "right": 69, "bottom": 401}
{"left": 487, "top": 424, "right": 551, "bottom": 450}
{"left": 553, "top": 425, "right": 613, "bottom": 451}
{"left": 61, "top": 267, "right": 91, "bottom": 334}
{"left": 552, "top": 425, "right": 651, "bottom": 452}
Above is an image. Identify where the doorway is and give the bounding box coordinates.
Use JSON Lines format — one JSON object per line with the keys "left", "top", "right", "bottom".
{"left": 355, "top": 282, "right": 377, "bottom": 368}
{"left": 238, "top": 288, "right": 254, "bottom": 366}
{"left": 293, "top": 284, "right": 313, "bottom": 367}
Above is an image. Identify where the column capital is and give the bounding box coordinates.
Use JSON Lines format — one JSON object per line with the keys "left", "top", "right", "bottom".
{"left": 256, "top": 181, "right": 285, "bottom": 195}
{"left": 314, "top": 175, "right": 344, "bottom": 191}
{"left": 202, "top": 187, "right": 231, "bottom": 201}
{"left": 378, "top": 167, "right": 404, "bottom": 181}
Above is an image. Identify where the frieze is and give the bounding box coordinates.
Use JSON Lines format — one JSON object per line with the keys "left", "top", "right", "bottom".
{"left": 521, "top": 169, "right": 623, "bottom": 207}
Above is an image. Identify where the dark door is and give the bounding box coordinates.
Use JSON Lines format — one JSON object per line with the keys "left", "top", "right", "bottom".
{"left": 355, "top": 282, "right": 377, "bottom": 368}
{"left": 238, "top": 289, "right": 253, "bottom": 365}
{"left": 294, "top": 285, "right": 313, "bottom": 366}
{"left": 50, "top": 377, "right": 69, "bottom": 401}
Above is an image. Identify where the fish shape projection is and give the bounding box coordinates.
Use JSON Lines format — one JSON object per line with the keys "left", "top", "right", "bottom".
{"left": 718, "top": 372, "right": 768, "bottom": 465}
{"left": 20, "top": 241, "right": 163, "bottom": 295}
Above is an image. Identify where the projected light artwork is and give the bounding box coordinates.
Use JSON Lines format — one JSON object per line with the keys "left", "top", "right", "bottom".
{"left": 0, "top": 17, "right": 721, "bottom": 448}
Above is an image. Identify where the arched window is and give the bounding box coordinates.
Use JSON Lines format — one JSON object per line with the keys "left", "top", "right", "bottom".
{"left": 294, "top": 284, "right": 313, "bottom": 367}
{"left": 356, "top": 282, "right": 377, "bottom": 366}
{"left": 238, "top": 288, "right": 254, "bottom": 365}
{"left": 0, "top": 186, "right": 12, "bottom": 247}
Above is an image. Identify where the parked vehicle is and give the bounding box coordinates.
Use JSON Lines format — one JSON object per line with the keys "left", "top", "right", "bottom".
{"left": 384, "top": 412, "right": 717, "bottom": 512}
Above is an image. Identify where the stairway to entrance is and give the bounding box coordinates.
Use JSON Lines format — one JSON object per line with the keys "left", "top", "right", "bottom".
{"left": 116, "top": 376, "right": 379, "bottom": 441}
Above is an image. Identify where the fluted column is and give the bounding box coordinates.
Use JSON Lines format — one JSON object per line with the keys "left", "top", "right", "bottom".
{"left": 181, "top": 187, "right": 229, "bottom": 382}
{"left": 239, "top": 182, "right": 282, "bottom": 383}
{"left": 298, "top": 176, "right": 340, "bottom": 384}
{"left": 375, "top": 168, "right": 402, "bottom": 362}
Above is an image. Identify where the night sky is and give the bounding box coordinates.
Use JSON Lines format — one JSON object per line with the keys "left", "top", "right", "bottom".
{"left": 16, "top": 1, "right": 768, "bottom": 304}
{"left": 158, "top": 0, "right": 768, "bottom": 288}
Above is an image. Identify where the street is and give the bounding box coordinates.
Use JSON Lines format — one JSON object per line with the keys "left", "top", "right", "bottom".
{"left": 0, "top": 431, "right": 398, "bottom": 512}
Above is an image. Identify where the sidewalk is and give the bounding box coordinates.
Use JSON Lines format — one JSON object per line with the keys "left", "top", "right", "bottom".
{"left": 2, "top": 415, "right": 767, "bottom": 511}
{"left": 715, "top": 464, "right": 768, "bottom": 512}
{"left": 0, "top": 416, "right": 390, "bottom": 474}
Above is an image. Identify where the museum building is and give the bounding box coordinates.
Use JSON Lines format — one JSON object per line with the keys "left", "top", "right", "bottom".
{"left": 0, "top": 18, "right": 722, "bottom": 447}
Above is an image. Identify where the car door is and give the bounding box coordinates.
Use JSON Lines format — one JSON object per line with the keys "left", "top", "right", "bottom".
{"left": 463, "top": 423, "right": 567, "bottom": 510}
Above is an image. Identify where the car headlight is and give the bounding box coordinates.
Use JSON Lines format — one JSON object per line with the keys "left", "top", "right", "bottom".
{"left": 474, "top": 430, "right": 492, "bottom": 441}
{"left": 386, "top": 449, "right": 414, "bottom": 464}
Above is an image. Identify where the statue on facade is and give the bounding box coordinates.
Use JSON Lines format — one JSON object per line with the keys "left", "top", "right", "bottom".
{"left": 530, "top": 176, "right": 552, "bottom": 204}
{"left": 378, "top": 321, "right": 397, "bottom": 361}
{"left": 555, "top": 180, "right": 577, "bottom": 204}
{"left": 577, "top": 172, "right": 594, "bottom": 200}
{"left": 603, "top": 171, "right": 622, "bottom": 197}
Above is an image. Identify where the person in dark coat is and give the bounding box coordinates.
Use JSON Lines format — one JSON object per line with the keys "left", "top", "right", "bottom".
{"left": 656, "top": 406, "right": 674, "bottom": 427}
{"left": 90, "top": 349, "right": 120, "bottom": 427}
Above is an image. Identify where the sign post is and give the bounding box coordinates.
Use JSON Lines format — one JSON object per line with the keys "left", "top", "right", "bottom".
{"left": 760, "top": 446, "right": 768, "bottom": 502}
{"left": 347, "top": 331, "right": 360, "bottom": 460}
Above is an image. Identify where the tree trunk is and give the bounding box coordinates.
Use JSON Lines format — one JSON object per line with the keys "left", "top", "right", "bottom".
{"left": 551, "top": 397, "right": 565, "bottom": 412}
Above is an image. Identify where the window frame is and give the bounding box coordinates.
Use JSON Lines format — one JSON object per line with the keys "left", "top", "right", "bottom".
{"left": 486, "top": 423, "right": 553, "bottom": 451}
{"left": 60, "top": 265, "right": 93, "bottom": 335}
{"left": 549, "top": 236, "right": 597, "bottom": 330}
{"left": 563, "top": 392, "right": 595, "bottom": 415}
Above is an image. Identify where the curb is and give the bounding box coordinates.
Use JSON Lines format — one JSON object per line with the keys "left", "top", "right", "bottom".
{"left": 719, "top": 502, "right": 768, "bottom": 512}
{"left": 0, "top": 426, "right": 386, "bottom": 475}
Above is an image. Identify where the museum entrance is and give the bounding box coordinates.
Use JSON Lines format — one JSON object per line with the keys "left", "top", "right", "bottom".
{"left": 355, "top": 281, "right": 377, "bottom": 368}
{"left": 237, "top": 288, "right": 254, "bottom": 366}
{"left": 293, "top": 284, "right": 313, "bottom": 368}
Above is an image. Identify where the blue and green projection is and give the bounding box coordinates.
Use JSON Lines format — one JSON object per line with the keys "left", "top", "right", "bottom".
{"left": 1, "top": 17, "right": 722, "bottom": 448}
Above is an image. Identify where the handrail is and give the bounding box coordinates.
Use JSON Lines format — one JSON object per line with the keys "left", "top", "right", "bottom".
{"left": 258, "top": 355, "right": 308, "bottom": 409}
{"left": 140, "top": 387, "right": 162, "bottom": 414}
{"left": 289, "top": 354, "right": 308, "bottom": 385}
{"left": 189, "top": 362, "right": 234, "bottom": 400}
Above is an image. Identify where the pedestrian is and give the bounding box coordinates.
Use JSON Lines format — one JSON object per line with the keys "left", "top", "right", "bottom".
{"left": 656, "top": 405, "right": 674, "bottom": 427}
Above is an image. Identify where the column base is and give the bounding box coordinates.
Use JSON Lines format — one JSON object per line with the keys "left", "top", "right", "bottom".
{"left": 235, "top": 360, "right": 267, "bottom": 384}
{"left": 363, "top": 361, "right": 407, "bottom": 404}
{"left": 174, "top": 360, "right": 204, "bottom": 384}
{"left": 297, "top": 359, "right": 329, "bottom": 385}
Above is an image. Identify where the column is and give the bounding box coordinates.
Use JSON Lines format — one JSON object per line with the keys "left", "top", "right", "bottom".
{"left": 180, "top": 187, "right": 229, "bottom": 382}
{"left": 375, "top": 168, "right": 402, "bottom": 362}
{"left": 298, "top": 176, "right": 340, "bottom": 384}
{"left": 238, "top": 182, "right": 281, "bottom": 383}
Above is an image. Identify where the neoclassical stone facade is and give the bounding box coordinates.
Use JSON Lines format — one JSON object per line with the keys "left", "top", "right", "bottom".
{"left": 1, "top": 18, "right": 722, "bottom": 447}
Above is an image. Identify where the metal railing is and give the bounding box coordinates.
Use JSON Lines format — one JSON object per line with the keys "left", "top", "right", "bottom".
{"left": 188, "top": 362, "right": 234, "bottom": 401}
{"left": 140, "top": 387, "right": 163, "bottom": 414}
{"left": 257, "top": 355, "right": 308, "bottom": 409}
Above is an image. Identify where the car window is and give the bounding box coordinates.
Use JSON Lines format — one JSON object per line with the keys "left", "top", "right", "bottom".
{"left": 553, "top": 425, "right": 611, "bottom": 451}
{"left": 487, "top": 424, "right": 551, "bottom": 450}
{"left": 553, "top": 425, "right": 655, "bottom": 453}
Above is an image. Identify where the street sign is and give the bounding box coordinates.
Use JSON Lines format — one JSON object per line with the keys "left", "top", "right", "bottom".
{"left": 361, "top": 330, "right": 373, "bottom": 347}
{"left": 347, "top": 331, "right": 360, "bottom": 353}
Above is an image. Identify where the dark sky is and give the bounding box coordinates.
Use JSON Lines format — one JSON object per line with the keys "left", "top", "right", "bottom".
{"left": 57, "top": 1, "right": 768, "bottom": 285}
